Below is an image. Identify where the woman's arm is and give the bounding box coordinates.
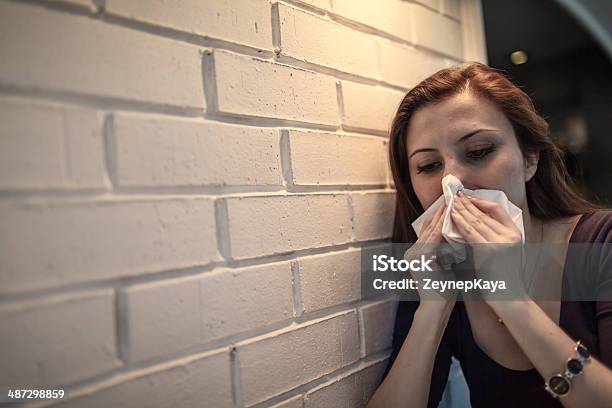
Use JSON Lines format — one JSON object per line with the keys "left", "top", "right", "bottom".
{"left": 367, "top": 301, "right": 455, "bottom": 408}
{"left": 490, "top": 299, "right": 612, "bottom": 407}
{"left": 368, "top": 203, "right": 456, "bottom": 407}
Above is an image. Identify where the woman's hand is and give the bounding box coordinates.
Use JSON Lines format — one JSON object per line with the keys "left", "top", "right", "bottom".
{"left": 449, "top": 190, "right": 526, "bottom": 301}
{"left": 406, "top": 202, "right": 458, "bottom": 309}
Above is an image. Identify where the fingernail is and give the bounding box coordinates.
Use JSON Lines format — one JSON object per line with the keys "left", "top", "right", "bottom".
{"left": 457, "top": 190, "right": 464, "bottom": 197}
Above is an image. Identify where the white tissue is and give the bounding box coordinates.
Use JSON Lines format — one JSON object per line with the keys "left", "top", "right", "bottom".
{"left": 411, "top": 174, "right": 525, "bottom": 264}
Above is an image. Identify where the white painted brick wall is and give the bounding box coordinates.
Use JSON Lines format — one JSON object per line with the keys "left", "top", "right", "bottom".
{"left": 112, "top": 113, "right": 283, "bottom": 188}
{"left": 270, "top": 395, "right": 304, "bottom": 408}
{"left": 55, "top": 349, "right": 233, "bottom": 408}
{"left": 304, "top": 361, "right": 388, "bottom": 408}
{"left": 287, "top": 130, "right": 387, "bottom": 186}
{"left": 297, "top": 248, "right": 363, "bottom": 313}
{"left": 0, "top": 290, "right": 120, "bottom": 386}
{"left": 105, "top": 0, "right": 273, "bottom": 51}
{"left": 412, "top": 3, "right": 464, "bottom": 60}
{"left": 275, "top": 3, "right": 379, "bottom": 78}
{"left": 0, "top": 198, "right": 219, "bottom": 294}
{"left": 0, "top": 2, "right": 205, "bottom": 109}
{"left": 0, "top": 99, "right": 107, "bottom": 191}
{"left": 350, "top": 191, "right": 396, "bottom": 241}
{"left": 340, "top": 81, "right": 406, "bottom": 134}
{"left": 0, "top": 0, "right": 480, "bottom": 405}
{"left": 121, "top": 262, "right": 295, "bottom": 363}
{"left": 411, "top": 0, "right": 440, "bottom": 11}
{"left": 360, "top": 300, "right": 399, "bottom": 356}
{"left": 212, "top": 50, "right": 340, "bottom": 125}
{"left": 293, "top": 0, "right": 331, "bottom": 11}
{"left": 226, "top": 194, "right": 352, "bottom": 259}
{"left": 46, "top": 0, "right": 98, "bottom": 11}
{"left": 441, "top": 0, "right": 463, "bottom": 20}
{"left": 121, "top": 276, "right": 202, "bottom": 363}
{"left": 331, "top": 0, "right": 413, "bottom": 43}
{"left": 378, "top": 39, "right": 452, "bottom": 89}
{"left": 199, "top": 262, "right": 295, "bottom": 344}
{"left": 238, "top": 311, "right": 360, "bottom": 406}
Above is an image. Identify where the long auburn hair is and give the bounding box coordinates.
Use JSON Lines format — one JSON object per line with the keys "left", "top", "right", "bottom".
{"left": 389, "top": 62, "right": 605, "bottom": 243}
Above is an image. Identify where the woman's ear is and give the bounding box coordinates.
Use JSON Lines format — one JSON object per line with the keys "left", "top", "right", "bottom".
{"left": 524, "top": 152, "right": 539, "bottom": 182}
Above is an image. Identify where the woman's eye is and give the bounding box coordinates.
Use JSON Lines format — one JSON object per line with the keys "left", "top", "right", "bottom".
{"left": 466, "top": 146, "right": 495, "bottom": 160}
{"left": 415, "top": 147, "right": 494, "bottom": 174}
{"left": 416, "top": 162, "right": 440, "bottom": 174}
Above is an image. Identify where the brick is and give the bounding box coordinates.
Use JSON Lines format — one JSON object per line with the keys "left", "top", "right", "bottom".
{"left": 378, "top": 40, "right": 449, "bottom": 89}
{"left": 304, "top": 361, "right": 387, "bottom": 408}
{"left": 270, "top": 395, "right": 304, "bottom": 408}
{"left": 226, "top": 194, "right": 351, "bottom": 259}
{"left": 440, "top": 0, "right": 461, "bottom": 20}
{"left": 55, "top": 349, "right": 232, "bottom": 408}
{"left": 0, "top": 290, "right": 120, "bottom": 386}
{"left": 360, "top": 300, "right": 397, "bottom": 355}
{"left": 0, "top": 2, "right": 204, "bottom": 109}
{"left": 213, "top": 50, "right": 339, "bottom": 125}
{"left": 238, "top": 311, "right": 360, "bottom": 406}
{"left": 121, "top": 277, "right": 200, "bottom": 362}
{"left": 121, "top": 263, "right": 294, "bottom": 362}
{"left": 0, "top": 198, "right": 219, "bottom": 294}
{"left": 287, "top": 130, "right": 387, "bottom": 186}
{"left": 298, "top": 248, "right": 362, "bottom": 313}
{"left": 331, "top": 0, "right": 412, "bottom": 43}
{"left": 276, "top": 3, "right": 378, "bottom": 78}
{"left": 0, "top": 99, "right": 107, "bottom": 191}
{"left": 201, "top": 262, "right": 294, "bottom": 344}
{"left": 112, "top": 113, "right": 283, "bottom": 187}
{"left": 340, "top": 81, "right": 405, "bottom": 134}
{"left": 411, "top": 4, "right": 463, "bottom": 60}
{"left": 106, "top": 0, "right": 272, "bottom": 51}
{"left": 350, "top": 192, "right": 395, "bottom": 241}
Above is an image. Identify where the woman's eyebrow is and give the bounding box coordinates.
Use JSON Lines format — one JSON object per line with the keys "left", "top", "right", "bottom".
{"left": 408, "top": 128, "right": 497, "bottom": 158}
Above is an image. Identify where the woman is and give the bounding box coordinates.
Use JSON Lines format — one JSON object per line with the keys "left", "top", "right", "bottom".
{"left": 366, "top": 63, "right": 612, "bottom": 407}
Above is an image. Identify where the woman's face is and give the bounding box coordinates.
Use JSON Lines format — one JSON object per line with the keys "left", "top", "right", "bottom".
{"left": 406, "top": 91, "right": 537, "bottom": 211}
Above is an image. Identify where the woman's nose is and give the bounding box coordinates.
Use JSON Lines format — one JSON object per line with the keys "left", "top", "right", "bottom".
{"left": 442, "top": 159, "right": 465, "bottom": 183}
{"left": 442, "top": 162, "right": 478, "bottom": 190}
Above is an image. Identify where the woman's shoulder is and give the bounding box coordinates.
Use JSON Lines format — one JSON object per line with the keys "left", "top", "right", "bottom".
{"left": 562, "top": 210, "right": 612, "bottom": 303}
{"left": 572, "top": 209, "right": 612, "bottom": 243}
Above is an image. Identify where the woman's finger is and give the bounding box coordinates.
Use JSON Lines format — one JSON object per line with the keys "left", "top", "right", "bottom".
{"left": 430, "top": 203, "right": 447, "bottom": 235}
{"left": 450, "top": 203, "right": 487, "bottom": 243}
{"left": 457, "top": 192, "right": 506, "bottom": 235}
{"left": 452, "top": 195, "right": 498, "bottom": 241}
{"left": 465, "top": 195, "right": 515, "bottom": 227}
{"left": 422, "top": 203, "right": 447, "bottom": 242}
{"left": 422, "top": 203, "right": 445, "bottom": 233}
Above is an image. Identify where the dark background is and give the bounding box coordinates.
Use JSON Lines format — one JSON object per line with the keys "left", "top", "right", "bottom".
{"left": 482, "top": 0, "right": 612, "bottom": 205}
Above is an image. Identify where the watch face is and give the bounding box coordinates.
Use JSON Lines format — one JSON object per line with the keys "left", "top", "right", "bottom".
{"left": 567, "top": 358, "right": 583, "bottom": 375}
{"left": 549, "top": 375, "right": 570, "bottom": 396}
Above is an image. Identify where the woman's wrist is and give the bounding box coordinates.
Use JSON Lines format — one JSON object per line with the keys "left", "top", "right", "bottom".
{"left": 417, "top": 299, "right": 456, "bottom": 318}
{"left": 414, "top": 300, "right": 456, "bottom": 341}
{"left": 487, "top": 296, "right": 535, "bottom": 321}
